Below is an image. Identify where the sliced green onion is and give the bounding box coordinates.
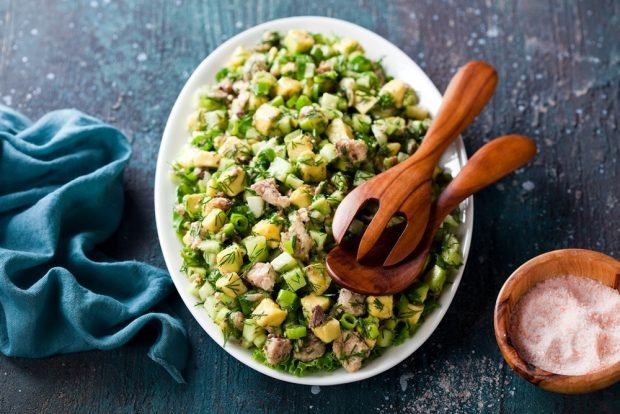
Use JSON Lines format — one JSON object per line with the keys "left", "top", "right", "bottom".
{"left": 340, "top": 313, "right": 358, "bottom": 330}
{"left": 220, "top": 222, "right": 236, "bottom": 237}
{"left": 230, "top": 213, "right": 249, "bottom": 233}
{"left": 285, "top": 325, "right": 307, "bottom": 339}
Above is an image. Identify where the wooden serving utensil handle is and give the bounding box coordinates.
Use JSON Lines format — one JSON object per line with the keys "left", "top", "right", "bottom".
{"left": 407, "top": 61, "right": 498, "bottom": 169}
{"left": 431, "top": 135, "right": 537, "bottom": 226}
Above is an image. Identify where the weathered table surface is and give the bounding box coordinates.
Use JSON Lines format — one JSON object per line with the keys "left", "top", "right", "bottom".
{"left": 1, "top": 0, "right": 618, "bottom": 412}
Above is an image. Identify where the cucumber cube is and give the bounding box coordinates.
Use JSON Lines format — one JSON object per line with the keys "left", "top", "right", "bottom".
{"left": 410, "top": 283, "right": 429, "bottom": 304}
{"left": 284, "top": 173, "right": 304, "bottom": 189}
{"left": 282, "top": 267, "right": 307, "bottom": 291}
{"left": 271, "top": 252, "right": 298, "bottom": 273}
{"left": 426, "top": 265, "right": 447, "bottom": 293}
{"left": 268, "top": 157, "right": 293, "bottom": 181}
{"left": 276, "top": 289, "right": 300, "bottom": 311}
{"left": 246, "top": 196, "right": 265, "bottom": 218}
{"left": 197, "top": 239, "right": 222, "bottom": 253}
{"left": 310, "top": 196, "right": 331, "bottom": 215}
{"left": 243, "top": 235, "right": 269, "bottom": 262}
{"left": 319, "top": 143, "right": 338, "bottom": 163}
{"left": 198, "top": 282, "right": 215, "bottom": 301}
{"left": 242, "top": 320, "right": 265, "bottom": 343}
{"left": 203, "top": 296, "right": 217, "bottom": 319}
{"left": 309, "top": 230, "right": 327, "bottom": 251}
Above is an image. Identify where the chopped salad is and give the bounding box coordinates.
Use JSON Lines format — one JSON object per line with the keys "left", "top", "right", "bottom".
{"left": 172, "top": 29, "right": 463, "bottom": 376}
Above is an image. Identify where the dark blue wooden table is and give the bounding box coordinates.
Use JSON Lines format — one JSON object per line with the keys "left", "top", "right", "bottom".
{"left": 0, "top": 0, "right": 618, "bottom": 412}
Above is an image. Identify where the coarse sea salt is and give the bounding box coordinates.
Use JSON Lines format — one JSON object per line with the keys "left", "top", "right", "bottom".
{"left": 510, "top": 275, "right": 620, "bottom": 375}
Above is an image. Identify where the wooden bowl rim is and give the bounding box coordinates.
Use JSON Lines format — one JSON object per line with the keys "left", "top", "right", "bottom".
{"left": 494, "top": 248, "right": 620, "bottom": 394}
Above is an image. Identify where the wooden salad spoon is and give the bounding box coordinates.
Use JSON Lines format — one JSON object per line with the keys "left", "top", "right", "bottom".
{"left": 326, "top": 135, "right": 537, "bottom": 295}
{"left": 332, "top": 61, "right": 498, "bottom": 266}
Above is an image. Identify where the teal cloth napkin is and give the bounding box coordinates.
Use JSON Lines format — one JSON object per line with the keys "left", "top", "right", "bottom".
{"left": 0, "top": 105, "right": 187, "bottom": 383}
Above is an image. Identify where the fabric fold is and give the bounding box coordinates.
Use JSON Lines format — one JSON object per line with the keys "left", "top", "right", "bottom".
{"left": 0, "top": 105, "right": 187, "bottom": 383}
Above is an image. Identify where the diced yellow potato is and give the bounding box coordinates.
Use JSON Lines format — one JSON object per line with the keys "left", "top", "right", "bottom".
{"left": 283, "top": 30, "right": 315, "bottom": 54}
{"left": 276, "top": 77, "right": 302, "bottom": 98}
{"left": 248, "top": 94, "right": 269, "bottom": 111}
{"left": 216, "top": 244, "right": 245, "bottom": 274}
{"left": 386, "top": 142, "right": 401, "bottom": 156}
{"left": 333, "top": 38, "right": 362, "bottom": 55}
{"left": 227, "top": 46, "right": 250, "bottom": 68}
{"left": 279, "top": 61, "right": 297, "bottom": 77}
{"left": 367, "top": 295, "right": 393, "bottom": 319}
{"left": 305, "top": 264, "right": 331, "bottom": 295}
{"left": 251, "top": 71, "right": 277, "bottom": 92}
{"left": 217, "top": 136, "right": 251, "bottom": 160}
{"left": 405, "top": 105, "right": 429, "bottom": 120}
{"left": 355, "top": 97, "right": 378, "bottom": 115}
{"left": 205, "top": 177, "right": 220, "bottom": 197}
{"left": 312, "top": 319, "right": 341, "bottom": 343}
{"left": 289, "top": 185, "right": 313, "bottom": 208}
{"left": 253, "top": 104, "right": 281, "bottom": 135}
{"left": 193, "top": 150, "right": 221, "bottom": 168}
{"left": 252, "top": 220, "right": 281, "bottom": 248}
{"left": 405, "top": 303, "right": 424, "bottom": 325}
{"left": 217, "top": 167, "right": 246, "bottom": 196}
{"left": 252, "top": 298, "right": 288, "bottom": 327}
{"left": 187, "top": 109, "right": 205, "bottom": 132}
{"left": 202, "top": 208, "right": 226, "bottom": 233}
{"left": 213, "top": 135, "right": 227, "bottom": 150}
{"left": 379, "top": 79, "right": 410, "bottom": 108}
{"left": 299, "top": 156, "right": 327, "bottom": 182}
{"left": 326, "top": 118, "right": 354, "bottom": 143}
{"left": 203, "top": 110, "right": 227, "bottom": 130}
{"left": 286, "top": 135, "right": 314, "bottom": 161}
{"left": 364, "top": 337, "right": 377, "bottom": 349}
{"left": 177, "top": 146, "right": 220, "bottom": 169}
{"left": 215, "top": 272, "right": 247, "bottom": 298}
{"left": 300, "top": 293, "right": 331, "bottom": 316}
{"left": 183, "top": 194, "right": 204, "bottom": 216}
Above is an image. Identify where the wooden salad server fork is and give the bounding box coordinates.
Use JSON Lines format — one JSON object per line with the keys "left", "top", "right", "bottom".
{"left": 326, "top": 135, "right": 537, "bottom": 295}
{"left": 331, "top": 61, "right": 498, "bottom": 266}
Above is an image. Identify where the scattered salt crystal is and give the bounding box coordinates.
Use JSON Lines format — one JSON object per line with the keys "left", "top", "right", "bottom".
{"left": 510, "top": 275, "right": 620, "bottom": 375}
{"left": 310, "top": 385, "right": 320, "bottom": 395}
{"left": 522, "top": 181, "right": 535, "bottom": 191}
{"left": 399, "top": 373, "right": 414, "bottom": 391}
{"left": 486, "top": 26, "right": 499, "bottom": 38}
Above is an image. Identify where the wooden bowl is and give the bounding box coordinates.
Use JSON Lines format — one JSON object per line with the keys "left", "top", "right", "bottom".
{"left": 494, "top": 249, "right": 620, "bottom": 394}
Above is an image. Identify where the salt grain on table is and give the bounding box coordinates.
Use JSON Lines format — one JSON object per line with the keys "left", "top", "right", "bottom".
{"left": 510, "top": 275, "right": 620, "bottom": 375}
